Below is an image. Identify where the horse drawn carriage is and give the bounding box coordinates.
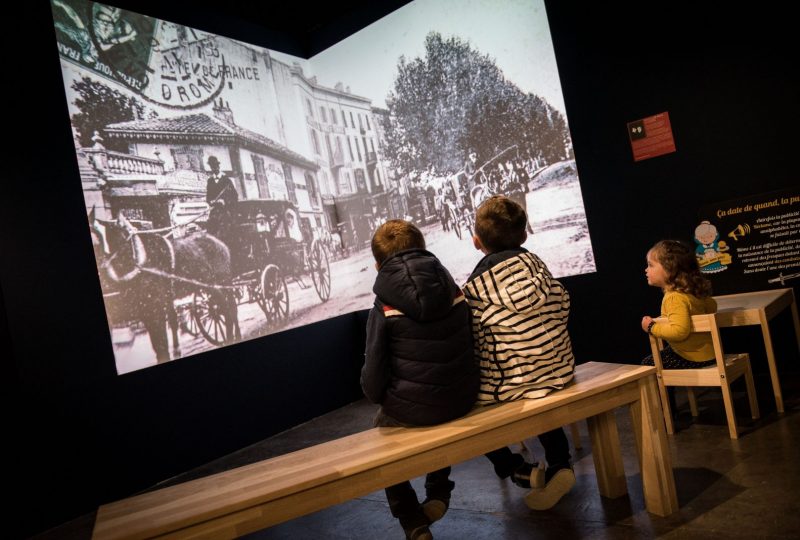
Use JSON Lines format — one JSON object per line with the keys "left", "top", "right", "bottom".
{"left": 443, "top": 183, "right": 478, "bottom": 240}
{"left": 91, "top": 198, "right": 331, "bottom": 362}
{"left": 180, "top": 199, "right": 331, "bottom": 345}
{"left": 443, "top": 168, "right": 494, "bottom": 240}
{"left": 444, "top": 145, "right": 529, "bottom": 240}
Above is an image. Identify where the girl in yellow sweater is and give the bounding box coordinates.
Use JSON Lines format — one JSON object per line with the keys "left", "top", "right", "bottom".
{"left": 641, "top": 240, "right": 717, "bottom": 368}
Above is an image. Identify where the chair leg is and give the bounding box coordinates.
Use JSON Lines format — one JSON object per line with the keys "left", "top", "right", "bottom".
{"left": 570, "top": 422, "right": 582, "bottom": 450}
{"left": 719, "top": 377, "right": 739, "bottom": 439}
{"left": 656, "top": 377, "right": 675, "bottom": 435}
{"left": 686, "top": 388, "right": 699, "bottom": 417}
{"left": 744, "top": 359, "right": 760, "bottom": 420}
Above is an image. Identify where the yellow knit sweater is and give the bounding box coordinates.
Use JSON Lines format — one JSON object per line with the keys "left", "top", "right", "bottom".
{"left": 651, "top": 290, "right": 717, "bottom": 362}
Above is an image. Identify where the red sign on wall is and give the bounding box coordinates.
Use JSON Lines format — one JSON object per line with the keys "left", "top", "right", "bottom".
{"left": 627, "top": 111, "right": 676, "bottom": 162}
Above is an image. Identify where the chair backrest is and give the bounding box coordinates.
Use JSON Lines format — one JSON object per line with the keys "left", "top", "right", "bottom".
{"left": 648, "top": 312, "right": 727, "bottom": 375}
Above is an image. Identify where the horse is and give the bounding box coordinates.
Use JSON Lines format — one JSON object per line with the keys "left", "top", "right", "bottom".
{"left": 89, "top": 209, "right": 240, "bottom": 363}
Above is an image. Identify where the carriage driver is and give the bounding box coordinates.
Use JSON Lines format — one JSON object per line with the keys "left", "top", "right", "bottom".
{"left": 205, "top": 155, "right": 239, "bottom": 243}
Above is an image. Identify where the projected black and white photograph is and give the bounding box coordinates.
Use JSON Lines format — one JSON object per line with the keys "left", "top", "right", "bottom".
{"left": 52, "top": 0, "right": 594, "bottom": 374}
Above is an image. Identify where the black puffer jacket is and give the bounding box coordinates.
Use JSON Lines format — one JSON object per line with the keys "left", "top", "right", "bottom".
{"left": 361, "top": 249, "right": 478, "bottom": 425}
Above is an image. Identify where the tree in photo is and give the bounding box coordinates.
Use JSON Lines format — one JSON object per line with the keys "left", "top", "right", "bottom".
{"left": 383, "top": 32, "right": 569, "bottom": 174}
{"left": 70, "top": 76, "right": 157, "bottom": 151}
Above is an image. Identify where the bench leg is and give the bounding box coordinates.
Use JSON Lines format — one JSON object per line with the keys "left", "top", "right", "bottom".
{"left": 630, "top": 374, "right": 678, "bottom": 517}
{"left": 587, "top": 411, "right": 626, "bottom": 498}
{"left": 569, "top": 422, "right": 583, "bottom": 450}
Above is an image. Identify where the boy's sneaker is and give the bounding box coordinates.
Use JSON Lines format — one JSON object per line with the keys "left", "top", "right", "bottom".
{"left": 421, "top": 497, "right": 449, "bottom": 524}
{"left": 404, "top": 524, "right": 433, "bottom": 540}
{"left": 524, "top": 465, "right": 575, "bottom": 510}
{"left": 511, "top": 461, "right": 545, "bottom": 489}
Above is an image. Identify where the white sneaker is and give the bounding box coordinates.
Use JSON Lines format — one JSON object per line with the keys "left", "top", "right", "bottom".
{"left": 524, "top": 467, "right": 576, "bottom": 510}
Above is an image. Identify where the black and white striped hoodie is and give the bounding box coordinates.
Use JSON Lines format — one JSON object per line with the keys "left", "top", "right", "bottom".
{"left": 464, "top": 248, "right": 575, "bottom": 403}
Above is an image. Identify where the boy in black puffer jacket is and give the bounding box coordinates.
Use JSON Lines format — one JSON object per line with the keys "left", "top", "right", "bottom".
{"left": 361, "top": 220, "right": 478, "bottom": 540}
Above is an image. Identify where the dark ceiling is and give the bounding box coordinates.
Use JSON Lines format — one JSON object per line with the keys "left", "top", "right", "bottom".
{"left": 106, "top": 0, "right": 413, "bottom": 57}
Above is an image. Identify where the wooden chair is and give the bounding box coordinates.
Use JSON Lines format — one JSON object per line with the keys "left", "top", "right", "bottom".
{"left": 648, "top": 313, "right": 759, "bottom": 439}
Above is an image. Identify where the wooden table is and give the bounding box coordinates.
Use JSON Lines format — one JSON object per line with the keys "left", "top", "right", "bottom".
{"left": 713, "top": 288, "right": 800, "bottom": 413}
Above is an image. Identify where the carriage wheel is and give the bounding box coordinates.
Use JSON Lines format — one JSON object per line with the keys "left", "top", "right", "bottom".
{"left": 250, "top": 282, "right": 267, "bottom": 313}
{"left": 192, "top": 289, "right": 230, "bottom": 346}
{"left": 309, "top": 240, "right": 331, "bottom": 302}
{"left": 260, "top": 264, "right": 289, "bottom": 325}
{"left": 233, "top": 283, "right": 249, "bottom": 306}
{"left": 178, "top": 304, "right": 200, "bottom": 336}
{"left": 464, "top": 211, "right": 474, "bottom": 237}
{"left": 449, "top": 206, "right": 462, "bottom": 240}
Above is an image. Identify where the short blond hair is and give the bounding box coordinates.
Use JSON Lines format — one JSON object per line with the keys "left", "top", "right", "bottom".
{"left": 371, "top": 220, "right": 425, "bottom": 266}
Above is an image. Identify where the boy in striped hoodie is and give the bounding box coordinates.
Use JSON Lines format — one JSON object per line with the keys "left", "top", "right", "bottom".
{"left": 464, "top": 195, "right": 576, "bottom": 510}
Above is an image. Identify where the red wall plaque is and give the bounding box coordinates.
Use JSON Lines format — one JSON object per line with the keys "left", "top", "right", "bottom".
{"left": 628, "top": 111, "right": 676, "bottom": 162}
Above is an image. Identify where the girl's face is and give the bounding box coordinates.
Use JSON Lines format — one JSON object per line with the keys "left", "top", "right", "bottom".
{"left": 646, "top": 251, "right": 669, "bottom": 289}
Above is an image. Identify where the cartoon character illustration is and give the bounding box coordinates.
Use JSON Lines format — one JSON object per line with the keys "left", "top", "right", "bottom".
{"left": 694, "top": 221, "right": 732, "bottom": 273}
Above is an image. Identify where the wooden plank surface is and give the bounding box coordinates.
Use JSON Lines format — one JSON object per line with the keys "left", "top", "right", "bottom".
{"left": 713, "top": 288, "right": 791, "bottom": 326}
{"left": 154, "top": 382, "right": 646, "bottom": 538}
{"left": 93, "top": 362, "right": 657, "bottom": 540}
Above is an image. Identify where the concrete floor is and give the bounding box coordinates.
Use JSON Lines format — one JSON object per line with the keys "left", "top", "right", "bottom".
{"left": 37, "top": 373, "right": 800, "bottom": 539}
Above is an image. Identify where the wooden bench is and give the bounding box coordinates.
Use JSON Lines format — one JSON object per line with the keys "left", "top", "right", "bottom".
{"left": 92, "top": 362, "right": 678, "bottom": 539}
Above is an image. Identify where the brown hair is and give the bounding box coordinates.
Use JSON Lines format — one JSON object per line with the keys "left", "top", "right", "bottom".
{"left": 474, "top": 195, "right": 528, "bottom": 253}
{"left": 371, "top": 219, "right": 425, "bottom": 266}
{"left": 649, "top": 240, "right": 712, "bottom": 298}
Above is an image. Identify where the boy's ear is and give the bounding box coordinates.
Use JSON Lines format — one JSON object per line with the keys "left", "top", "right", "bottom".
{"left": 375, "top": 261, "right": 380, "bottom": 271}
{"left": 472, "top": 235, "right": 483, "bottom": 252}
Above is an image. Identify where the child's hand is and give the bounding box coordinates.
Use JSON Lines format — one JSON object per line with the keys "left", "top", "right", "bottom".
{"left": 641, "top": 316, "right": 654, "bottom": 332}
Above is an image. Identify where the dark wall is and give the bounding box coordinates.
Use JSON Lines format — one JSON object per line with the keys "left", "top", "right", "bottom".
{"left": 4, "top": 1, "right": 798, "bottom": 537}
{"left": 544, "top": 2, "right": 798, "bottom": 367}
{"left": 4, "top": 2, "right": 367, "bottom": 538}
